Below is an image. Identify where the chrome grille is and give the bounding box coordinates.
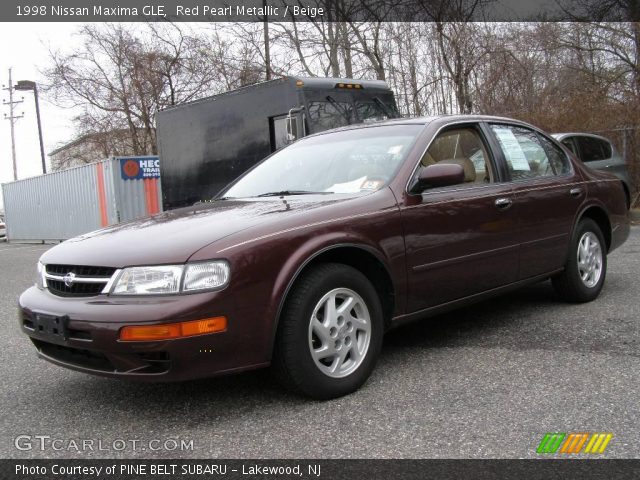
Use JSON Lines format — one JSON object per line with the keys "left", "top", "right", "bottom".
{"left": 45, "top": 264, "right": 117, "bottom": 297}
{"left": 46, "top": 264, "right": 115, "bottom": 277}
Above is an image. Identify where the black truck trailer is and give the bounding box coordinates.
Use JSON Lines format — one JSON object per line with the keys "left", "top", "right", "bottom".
{"left": 157, "top": 76, "right": 398, "bottom": 209}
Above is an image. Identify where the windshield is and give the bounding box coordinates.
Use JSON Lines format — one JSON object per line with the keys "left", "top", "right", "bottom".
{"left": 303, "top": 89, "right": 399, "bottom": 134}
{"left": 223, "top": 125, "right": 422, "bottom": 198}
{"left": 307, "top": 99, "right": 355, "bottom": 131}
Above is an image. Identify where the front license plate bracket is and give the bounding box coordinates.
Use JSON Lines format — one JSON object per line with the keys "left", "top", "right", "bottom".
{"left": 33, "top": 313, "right": 69, "bottom": 341}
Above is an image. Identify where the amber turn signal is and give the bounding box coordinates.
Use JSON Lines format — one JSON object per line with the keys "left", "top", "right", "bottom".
{"left": 119, "top": 316, "right": 227, "bottom": 341}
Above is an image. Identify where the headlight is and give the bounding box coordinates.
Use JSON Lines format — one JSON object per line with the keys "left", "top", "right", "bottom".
{"left": 36, "top": 262, "right": 46, "bottom": 289}
{"left": 111, "top": 261, "right": 230, "bottom": 295}
{"left": 183, "top": 261, "right": 230, "bottom": 292}
{"left": 112, "top": 265, "right": 183, "bottom": 295}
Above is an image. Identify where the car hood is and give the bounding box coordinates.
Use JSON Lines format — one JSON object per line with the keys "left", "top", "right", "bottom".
{"left": 40, "top": 196, "right": 355, "bottom": 267}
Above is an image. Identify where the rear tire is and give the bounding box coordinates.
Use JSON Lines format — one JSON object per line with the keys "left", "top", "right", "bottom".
{"left": 272, "top": 263, "right": 383, "bottom": 399}
{"left": 552, "top": 218, "right": 607, "bottom": 303}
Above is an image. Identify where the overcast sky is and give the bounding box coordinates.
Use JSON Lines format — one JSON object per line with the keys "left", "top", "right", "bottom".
{"left": 0, "top": 22, "right": 85, "bottom": 208}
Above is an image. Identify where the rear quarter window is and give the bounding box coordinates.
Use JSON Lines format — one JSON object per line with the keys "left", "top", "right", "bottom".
{"left": 561, "top": 138, "right": 578, "bottom": 156}
{"left": 577, "top": 136, "right": 609, "bottom": 162}
{"left": 537, "top": 134, "right": 572, "bottom": 175}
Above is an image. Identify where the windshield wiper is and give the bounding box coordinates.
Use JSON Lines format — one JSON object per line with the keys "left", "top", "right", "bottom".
{"left": 325, "top": 95, "right": 353, "bottom": 125}
{"left": 256, "top": 190, "right": 333, "bottom": 197}
{"left": 372, "top": 96, "right": 395, "bottom": 118}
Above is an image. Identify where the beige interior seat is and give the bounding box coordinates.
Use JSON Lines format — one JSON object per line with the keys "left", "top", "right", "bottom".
{"left": 421, "top": 151, "right": 437, "bottom": 167}
{"left": 436, "top": 158, "right": 476, "bottom": 182}
{"left": 419, "top": 128, "right": 492, "bottom": 184}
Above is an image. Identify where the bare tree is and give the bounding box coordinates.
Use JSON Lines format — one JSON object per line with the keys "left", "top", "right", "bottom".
{"left": 45, "top": 23, "right": 222, "bottom": 156}
{"left": 42, "top": 18, "right": 639, "bottom": 203}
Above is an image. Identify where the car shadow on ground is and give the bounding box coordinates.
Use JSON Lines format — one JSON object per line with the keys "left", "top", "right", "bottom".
{"left": 383, "top": 280, "right": 560, "bottom": 349}
{"left": 48, "top": 281, "right": 563, "bottom": 404}
{"left": 33, "top": 276, "right": 634, "bottom": 431}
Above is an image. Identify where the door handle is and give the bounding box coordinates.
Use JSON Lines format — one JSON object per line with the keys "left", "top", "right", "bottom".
{"left": 495, "top": 197, "right": 513, "bottom": 209}
{"left": 569, "top": 187, "right": 583, "bottom": 197}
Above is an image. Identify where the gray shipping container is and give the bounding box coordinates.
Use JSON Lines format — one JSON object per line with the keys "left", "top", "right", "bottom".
{"left": 1, "top": 156, "right": 162, "bottom": 242}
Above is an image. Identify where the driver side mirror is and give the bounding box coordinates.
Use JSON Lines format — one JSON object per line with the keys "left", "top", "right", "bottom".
{"left": 414, "top": 163, "right": 465, "bottom": 192}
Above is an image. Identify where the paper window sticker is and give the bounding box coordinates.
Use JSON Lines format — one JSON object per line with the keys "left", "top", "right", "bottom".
{"left": 493, "top": 128, "right": 531, "bottom": 171}
{"left": 361, "top": 179, "right": 383, "bottom": 190}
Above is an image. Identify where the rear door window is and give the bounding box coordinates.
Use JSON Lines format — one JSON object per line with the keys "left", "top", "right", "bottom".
{"left": 490, "top": 125, "right": 555, "bottom": 180}
{"left": 576, "top": 136, "right": 609, "bottom": 162}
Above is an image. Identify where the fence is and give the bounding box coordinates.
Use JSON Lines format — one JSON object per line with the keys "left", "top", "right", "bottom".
{"left": 591, "top": 127, "right": 639, "bottom": 207}
{"left": 1, "top": 156, "right": 162, "bottom": 242}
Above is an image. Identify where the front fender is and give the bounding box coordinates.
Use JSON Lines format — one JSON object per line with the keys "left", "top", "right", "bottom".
{"left": 188, "top": 191, "right": 405, "bottom": 364}
{"left": 269, "top": 236, "right": 401, "bottom": 348}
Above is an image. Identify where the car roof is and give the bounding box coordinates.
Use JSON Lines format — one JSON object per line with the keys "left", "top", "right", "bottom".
{"left": 367, "top": 114, "right": 530, "bottom": 126}
{"left": 552, "top": 132, "right": 613, "bottom": 143}
{"left": 306, "top": 114, "right": 540, "bottom": 138}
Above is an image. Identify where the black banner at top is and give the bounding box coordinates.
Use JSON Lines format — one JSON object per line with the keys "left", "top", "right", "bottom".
{"left": 2, "top": 0, "right": 639, "bottom": 22}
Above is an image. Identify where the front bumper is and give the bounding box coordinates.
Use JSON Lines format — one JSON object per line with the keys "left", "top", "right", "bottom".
{"left": 18, "top": 286, "right": 269, "bottom": 381}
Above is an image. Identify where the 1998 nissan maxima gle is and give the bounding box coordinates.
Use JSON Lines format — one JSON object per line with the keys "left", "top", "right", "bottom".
{"left": 19, "top": 115, "right": 630, "bottom": 399}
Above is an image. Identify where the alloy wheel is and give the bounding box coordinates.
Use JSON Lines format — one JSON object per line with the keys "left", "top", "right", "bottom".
{"left": 308, "top": 288, "right": 372, "bottom": 378}
{"left": 577, "top": 231, "right": 603, "bottom": 288}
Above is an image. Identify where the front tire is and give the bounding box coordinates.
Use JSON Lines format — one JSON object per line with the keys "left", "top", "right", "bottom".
{"left": 552, "top": 218, "right": 607, "bottom": 303}
{"left": 273, "top": 263, "right": 384, "bottom": 399}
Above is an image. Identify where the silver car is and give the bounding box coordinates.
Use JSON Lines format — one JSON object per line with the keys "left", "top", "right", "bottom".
{"left": 0, "top": 214, "right": 5, "bottom": 239}
{"left": 552, "top": 132, "right": 632, "bottom": 208}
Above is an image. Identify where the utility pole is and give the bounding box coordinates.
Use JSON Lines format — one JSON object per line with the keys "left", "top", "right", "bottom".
{"left": 3, "top": 68, "right": 24, "bottom": 181}
{"left": 263, "top": 0, "right": 271, "bottom": 80}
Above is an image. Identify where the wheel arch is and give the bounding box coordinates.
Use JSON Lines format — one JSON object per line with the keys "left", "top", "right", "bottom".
{"left": 269, "top": 243, "right": 396, "bottom": 357}
{"left": 577, "top": 204, "right": 612, "bottom": 252}
{"left": 621, "top": 181, "right": 631, "bottom": 210}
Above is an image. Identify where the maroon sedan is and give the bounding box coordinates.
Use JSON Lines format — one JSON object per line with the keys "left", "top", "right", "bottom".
{"left": 19, "top": 115, "right": 629, "bottom": 399}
